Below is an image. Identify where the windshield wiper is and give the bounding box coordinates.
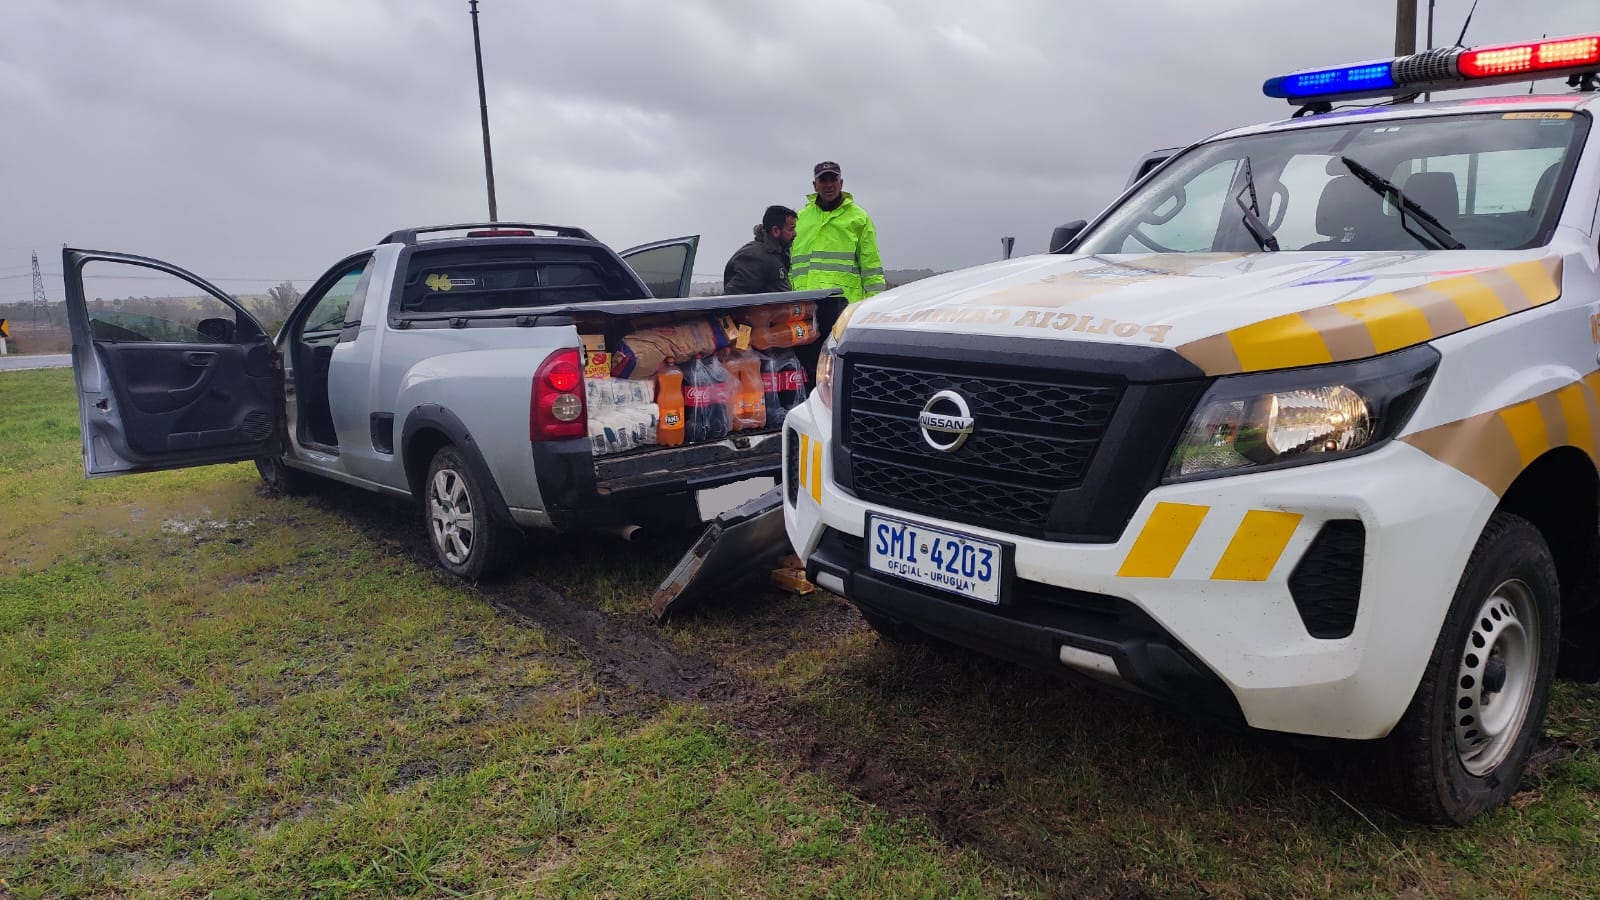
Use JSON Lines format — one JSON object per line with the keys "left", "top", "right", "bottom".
{"left": 1338, "top": 155, "right": 1466, "bottom": 250}
{"left": 1234, "top": 156, "right": 1280, "bottom": 252}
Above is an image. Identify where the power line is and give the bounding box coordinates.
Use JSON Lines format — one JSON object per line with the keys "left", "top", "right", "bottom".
{"left": 16, "top": 271, "right": 318, "bottom": 283}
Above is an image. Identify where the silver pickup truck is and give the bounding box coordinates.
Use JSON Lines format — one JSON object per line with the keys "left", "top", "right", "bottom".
{"left": 62, "top": 222, "right": 843, "bottom": 580}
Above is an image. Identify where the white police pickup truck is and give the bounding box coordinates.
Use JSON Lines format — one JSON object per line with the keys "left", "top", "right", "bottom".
{"left": 784, "top": 34, "right": 1600, "bottom": 823}
{"left": 63, "top": 223, "right": 842, "bottom": 581}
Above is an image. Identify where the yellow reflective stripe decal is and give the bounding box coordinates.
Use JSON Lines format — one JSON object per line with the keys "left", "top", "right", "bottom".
{"left": 1498, "top": 401, "right": 1549, "bottom": 468}
{"left": 1559, "top": 383, "right": 1597, "bottom": 460}
{"left": 1211, "top": 510, "right": 1303, "bottom": 582}
{"left": 1501, "top": 258, "right": 1563, "bottom": 308}
{"left": 1178, "top": 257, "right": 1563, "bottom": 376}
{"left": 1432, "top": 273, "right": 1509, "bottom": 326}
{"left": 1118, "top": 502, "right": 1209, "bottom": 578}
{"left": 1403, "top": 372, "right": 1594, "bottom": 498}
{"left": 1224, "top": 312, "right": 1335, "bottom": 373}
{"left": 809, "top": 439, "right": 823, "bottom": 503}
{"left": 1334, "top": 291, "right": 1434, "bottom": 355}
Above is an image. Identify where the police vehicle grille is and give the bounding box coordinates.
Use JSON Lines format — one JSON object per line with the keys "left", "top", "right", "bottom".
{"left": 844, "top": 361, "right": 1122, "bottom": 536}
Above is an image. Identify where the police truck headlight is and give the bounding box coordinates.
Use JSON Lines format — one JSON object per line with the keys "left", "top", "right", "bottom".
{"left": 816, "top": 338, "right": 838, "bottom": 410}
{"left": 1164, "top": 344, "right": 1439, "bottom": 481}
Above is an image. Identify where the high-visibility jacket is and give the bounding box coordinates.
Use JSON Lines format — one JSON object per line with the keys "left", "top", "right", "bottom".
{"left": 791, "top": 192, "right": 886, "bottom": 302}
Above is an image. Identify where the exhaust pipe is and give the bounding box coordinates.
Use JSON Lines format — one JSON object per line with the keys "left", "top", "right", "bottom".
{"left": 609, "top": 524, "right": 644, "bottom": 542}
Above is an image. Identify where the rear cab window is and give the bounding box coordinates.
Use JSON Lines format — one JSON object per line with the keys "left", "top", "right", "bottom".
{"left": 392, "top": 242, "right": 648, "bottom": 319}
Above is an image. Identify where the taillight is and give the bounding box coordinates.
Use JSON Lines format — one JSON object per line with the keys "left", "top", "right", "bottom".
{"left": 531, "top": 348, "right": 587, "bottom": 441}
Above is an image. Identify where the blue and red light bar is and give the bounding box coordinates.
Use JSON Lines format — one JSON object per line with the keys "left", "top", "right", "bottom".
{"left": 1264, "top": 33, "right": 1600, "bottom": 103}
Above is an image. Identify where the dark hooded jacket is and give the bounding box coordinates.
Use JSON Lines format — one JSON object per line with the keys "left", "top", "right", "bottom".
{"left": 722, "top": 225, "right": 791, "bottom": 295}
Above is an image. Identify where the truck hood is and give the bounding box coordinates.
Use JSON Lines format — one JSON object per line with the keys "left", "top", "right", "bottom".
{"left": 849, "top": 250, "right": 1562, "bottom": 375}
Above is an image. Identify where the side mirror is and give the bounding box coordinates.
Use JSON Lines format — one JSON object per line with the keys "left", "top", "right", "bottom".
{"left": 196, "top": 317, "right": 236, "bottom": 343}
{"left": 1048, "top": 220, "right": 1088, "bottom": 254}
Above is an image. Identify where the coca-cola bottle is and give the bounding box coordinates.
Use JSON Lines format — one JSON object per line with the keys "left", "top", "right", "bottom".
{"left": 683, "top": 355, "right": 730, "bottom": 444}
{"left": 703, "top": 353, "right": 734, "bottom": 438}
{"left": 763, "top": 347, "right": 808, "bottom": 427}
{"left": 757, "top": 349, "right": 781, "bottom": 427}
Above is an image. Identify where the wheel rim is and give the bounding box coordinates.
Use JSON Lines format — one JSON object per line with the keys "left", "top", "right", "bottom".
{"left": 428, "top": 467, "right": 474, "bottom": 566}
{"left": 1453, "top": 578, "right": 1539, "bottom": 776}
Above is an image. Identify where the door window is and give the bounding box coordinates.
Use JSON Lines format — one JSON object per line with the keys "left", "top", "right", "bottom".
{"left": 302, "top": 262, "right": 369, "bottom": 334}
{"left": 622, "top": 243, "right": 693, "bottom": 297}
{"left": 79, "top": 261, "right": 244, "bottom": 343}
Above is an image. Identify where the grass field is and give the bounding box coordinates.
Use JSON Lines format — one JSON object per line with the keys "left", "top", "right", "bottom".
{"left": 2, "top": 367, "right": 1599, "bottom": 897}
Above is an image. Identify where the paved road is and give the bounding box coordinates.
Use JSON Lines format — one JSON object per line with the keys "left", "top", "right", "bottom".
{"left": 0, "top": 353, "right": 71, "bottom": 372}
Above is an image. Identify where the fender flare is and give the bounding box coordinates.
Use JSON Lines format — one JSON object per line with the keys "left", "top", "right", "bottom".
{"left": 400, "top": 404, "right": 518, "bottom": 530}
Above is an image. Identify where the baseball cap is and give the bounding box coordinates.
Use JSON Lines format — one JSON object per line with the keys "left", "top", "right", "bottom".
{"left": 813, "top": 160, "right": 842, "bottom": 177}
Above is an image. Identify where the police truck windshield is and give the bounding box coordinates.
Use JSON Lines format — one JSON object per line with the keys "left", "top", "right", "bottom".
{"left": 1076, "top": 111, "right": 1591, "bottom": 254}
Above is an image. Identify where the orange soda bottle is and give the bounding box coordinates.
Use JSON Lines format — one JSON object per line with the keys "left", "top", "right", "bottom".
{"left": 656, "top": 360, "right": 685, "bottom": 447}
{"left": 721, "top": 349, "right": 767, "bottom": 431}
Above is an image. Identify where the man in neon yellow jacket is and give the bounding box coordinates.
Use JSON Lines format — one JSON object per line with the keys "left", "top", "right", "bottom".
{"left": 791, "top": 161, "right": 886, "bottom": 302}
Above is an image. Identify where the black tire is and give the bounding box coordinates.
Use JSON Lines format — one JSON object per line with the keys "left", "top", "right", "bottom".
{"left": 422, "top": 446, "right": 520, "bottom": 582}
{"left": 1556, "top": 533, "right": 1600, "bottom": 682}
{"left": 1381, "top": 511, "right": 1560, "bottom": 825}
{"left": 255, "top": 455, "right": 318, "bottom": 497}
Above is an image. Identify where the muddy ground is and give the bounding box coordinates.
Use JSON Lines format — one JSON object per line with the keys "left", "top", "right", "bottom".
{"left": 307, "top": 477, "right": 1418, "bottom": 895}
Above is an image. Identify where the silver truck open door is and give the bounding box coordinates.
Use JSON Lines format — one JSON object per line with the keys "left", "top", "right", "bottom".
{"left": 651, "top": 486, "right": 789, "bottom": 622}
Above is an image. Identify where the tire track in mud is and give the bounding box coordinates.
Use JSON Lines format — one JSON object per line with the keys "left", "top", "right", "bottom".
{"left": 481, "top": 577, "right": 1090, "bottom": 889}
{"left": 311, "top": 486, "right": 1108, "bottom": 890}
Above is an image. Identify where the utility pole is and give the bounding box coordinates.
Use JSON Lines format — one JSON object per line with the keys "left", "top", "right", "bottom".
{"left": 469, "top": 0, "right": 499, "bottom": 222}
{"left": 1394, "top": 0, "right": 1418, "bottom": 103}
{"left": 30, "top": 251, "right": 51, "bottom": 326}
{"left": 1395, "top": 0, "right": 1417, "bottom": 57}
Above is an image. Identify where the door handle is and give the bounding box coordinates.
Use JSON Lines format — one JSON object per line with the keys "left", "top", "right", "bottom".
{"left": 183, "top": 351, "right": 217, "bottom": 366}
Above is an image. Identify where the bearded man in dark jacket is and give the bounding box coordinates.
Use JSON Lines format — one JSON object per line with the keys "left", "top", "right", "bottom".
{"left": 723, "top": 205, "right": 798, "bottom": 294}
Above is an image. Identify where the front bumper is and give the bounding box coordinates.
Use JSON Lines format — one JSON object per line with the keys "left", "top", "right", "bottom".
{"left": 783, "top": 396, "right": 1500, "bottom": 740}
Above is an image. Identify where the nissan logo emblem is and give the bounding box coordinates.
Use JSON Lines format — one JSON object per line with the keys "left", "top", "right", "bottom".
{"left": 918, "top": 389, "right": 975, "bottom": 452}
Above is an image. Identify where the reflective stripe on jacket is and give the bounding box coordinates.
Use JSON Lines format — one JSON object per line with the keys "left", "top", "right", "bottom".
{"left": 790, "top": 192, "right": 886, "bottom": 302}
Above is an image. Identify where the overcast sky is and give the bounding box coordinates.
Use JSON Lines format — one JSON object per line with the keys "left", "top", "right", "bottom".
{"left": 1, "top": 0, "right": 1595, "bottom": 301}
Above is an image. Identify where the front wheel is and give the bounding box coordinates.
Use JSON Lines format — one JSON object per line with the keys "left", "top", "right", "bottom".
{"left": 255, "top": 455, "right": 318, "bottom": 497}
{"left": 423, "top": 446, "right": 520, "bottom": 582}
{"left": 1381, "top": 511, "right": 1560, "bottom": 825}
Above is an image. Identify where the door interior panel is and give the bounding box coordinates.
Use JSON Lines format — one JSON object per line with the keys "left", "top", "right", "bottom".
{"left": 95, "top": 341, "right": 277, "bottom": 458}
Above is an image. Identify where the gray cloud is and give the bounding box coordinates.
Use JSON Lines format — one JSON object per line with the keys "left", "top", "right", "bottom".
{"left": 2, "top": 0, "right": 1594, "bottom": 301}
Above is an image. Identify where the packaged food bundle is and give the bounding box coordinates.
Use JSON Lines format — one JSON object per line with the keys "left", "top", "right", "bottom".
{"left": 585, "top": 374, "right": 660, "bottom": 456}
{"left": 611, "top": 378, "right": 654, "bottom": 406}
{"left": 736, "top": 301, "right": 819, "bottom": 350}
{"left": 611, "top": 318, "right": 729, "bottom": 379}
{"left": 587, "top": 404, "right": 659, "bottom": 456}
{"left": 581, "top": 333, "right": 610, "bottom": 380}
{"left": 588, "top": 412, "right": 634, "bottom": 456}
{"left": 718, "top": 348, "right": 767, "bottom": 431}
{"left": 586, "top": 377, "right": 638, "bottom": 415}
